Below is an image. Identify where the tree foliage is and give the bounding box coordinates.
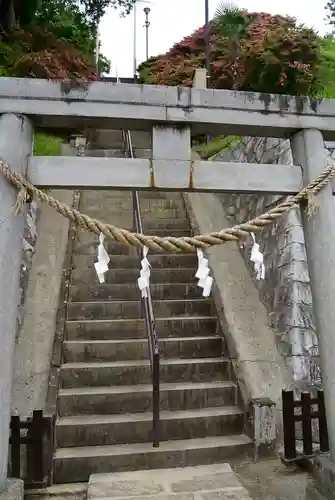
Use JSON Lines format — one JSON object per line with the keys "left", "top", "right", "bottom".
{"left": 138, "top": 8, "right": 320, "bottom": 96}
{"left": 33, "top": 0, "right": 95, "bottom": 55}
{"left": 79, "top": 0, "right": 136, "bottom": 27}
{"left": 318, "top": 35, "right": 335, "bottom": 98}
{"left": 0, "top": 27, "right": 99, "bottom": 80}
{"left": 325, "top": 0, "right": 335, "bottom": 29}
{"left": 0, "top": 0, "right": 135, "bottom": 31}
{"left": 0, "top": 0, "right": 136, "bottom": 79}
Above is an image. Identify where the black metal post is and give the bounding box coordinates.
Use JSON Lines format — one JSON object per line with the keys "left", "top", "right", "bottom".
{"left": 205, "top": 0, "right": 210, "bottom": 143}
{"left": 144, "top": 7, "right": 151, "bottom": 60}
{"left": 205, "top": 0, "right": 210, "bottom": 85}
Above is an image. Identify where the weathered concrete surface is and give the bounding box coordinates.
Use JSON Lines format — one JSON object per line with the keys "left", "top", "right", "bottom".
{"left": 0, "top": 114, "right": 33, "bottom": 491}
{"left": 184, "top": 191, "right": 291, "bottom": 438}
{"left": 313, "top": 454, "right": 335, "bottom": 500}
{"left": 0, "top": 479, "right": 23, "bottom": 500}
{"left": 25, "top": 483, "right": 87, "bottom": 500}
{"left": 54, "top": 185, "right": 252, "bottom": 483}
{"left": 12, "top": 189, "right": 73, "bottom": 415}
{"left": 292, "top": 130, "right": 335, "bottom": 461}
{"left": 27, "top": 151, "right": 304, "bottom": 194}
{"left": 2, "top": 78, "right": 335, "bottom": 138}
{"left": 213, "top": 137, "right": 321, "bottom": 390}
{"left": 18, "top": 201, "right": 39, "bottom": 329}
{"left": 234, "top": 458, "right": 313, "bottom": 500}
{"left": 88, "top": 464, "right": 253, "bottom": 500}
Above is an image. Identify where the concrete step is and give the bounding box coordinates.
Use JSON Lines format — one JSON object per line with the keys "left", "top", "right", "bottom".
{"left": 79, "top": 197, "right": 186, "bottom": 211}
{"left": 87, "top": 464, "right": 253, "bottom": 500}
{"left": 71, "top": 267, "right": 197, "bottom": 285}
{"left": 72, "top": 254, "right": 197, "bottom": 270}
{"left": 89, "top": 130, "right": 151, "bottom": 150}
{"left": 87, "top": 129, "right": 123, "bottom": 149}
{"left": 89, "top": 148, "right": 151, "bottom": 159}
{"left": 138, "top": 198, "right": 186, "bottom": 209}
{"left": 139, "top": 191, "right": 184, "bottom": 200}
{"left": 142, "top": 220, "right": 190, "bottom": 231}
{"left": 88, "top": 149, "right": 126, "bottom": 158}
{"left": 144, "top": 228, "right": 192, "bottom": 236}
{"left": 63, "top": 336, "right": 223, "bottom": 363}
{"left": 70, "top": 283, "right": 202, "bottom": 302}
{"left": 74, "top": 229, "right": 192, "bottom": 249}
{"left": 53, "top": 435, "right": 252, "bottom": 483}
{"left": 75, "top": 221, "right": 190, "bottom": 233}
{"left": 74, "top": 241, "right": 137, "bottom": 256}
{"left": 79, "top": 192, "right": 183, "bottom": 208}
{"left": 56, "top": 406, "right": 245, "bottom": 448}
{"left": 82, "top": 207, "right": 188, "bottom": 221}
{"left": 60, "top": 357, "right": 231, "bottom": 388}
{"left": 58, "top": 381, "right": 237, "bottom": 416}
{"left": 66, "top": 316, "right": 218, "bottom": 340}
{"left": 79, "top": 221, "right": 191, "bottom": 233}
{"left": 67, "top": 299, "right": 214, "bottom": 321}
{"left": 73, "top": 240, "right": 193, "bottom": 256}
{"left": 78, "top": 189, "right": 132, "bottom": 199}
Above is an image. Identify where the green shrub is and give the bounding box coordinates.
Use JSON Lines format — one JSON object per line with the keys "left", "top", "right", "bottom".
{"left": 194, "top": 136, "right": 240, "bottom": 159}
{"left": 139, "top": 10, "right": 320, "bottom": 96}
{"left": 0, "top": 27, "right": 98, "bottom": 80}
{"left": 318, "top": 35, "right": 335, "bottom": 98}
{"left": 34, "top": 133, "right": 63, "bottom": 156}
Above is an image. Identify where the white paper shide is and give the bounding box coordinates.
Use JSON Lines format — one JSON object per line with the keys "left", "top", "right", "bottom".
{"left": 94, "top": 233, "right": 110, "bottom": 283}
{"left": 195, "top": 248, "right": 213, "bottom": 297}
{"left": 138, "top": 246, "right": 151, "bottom": 298}
{"left": 250, "top": 232, "right": 265, "bottom": 280}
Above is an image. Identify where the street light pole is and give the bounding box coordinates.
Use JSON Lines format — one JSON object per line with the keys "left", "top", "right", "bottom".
{"left": 133, "top": 0, "right": 150, "bottom": 82}
{"left": 133, "top": 2, "right": 137, "bottom": 81}
{"left": 143, "top": 7, "right": 151, "bottom": 60}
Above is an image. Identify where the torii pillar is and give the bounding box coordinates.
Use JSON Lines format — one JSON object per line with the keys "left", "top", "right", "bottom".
{"left": 291, "top": 129, "right": 335, "bottom": 497}
{"left": 0, "top": 114, "right": 33, "bottom": 492}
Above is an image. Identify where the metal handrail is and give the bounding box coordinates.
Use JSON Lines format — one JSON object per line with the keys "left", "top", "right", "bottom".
{"left": 122, "top": 130, "right": 160, "bottom": 448}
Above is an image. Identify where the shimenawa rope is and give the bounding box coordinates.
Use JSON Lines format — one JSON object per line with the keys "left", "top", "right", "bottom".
{"left": 0, "top": 158, "right": 334, "bottom": 253}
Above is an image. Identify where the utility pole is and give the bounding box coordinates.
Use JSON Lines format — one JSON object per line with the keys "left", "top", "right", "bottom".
{"left": 95, "top": 25, "right": 100, "bottom": 77}
{"left": 133, "top": 1, "right": 137, "bottom": 81}
{"left": 143, "top": 7, "right": 151, "bottom": 60}
{"left": 205, "top": 0, "right": 210, "bottom": 143}
{"left": 205, "top": 0, "right": 210, "bottom": 87}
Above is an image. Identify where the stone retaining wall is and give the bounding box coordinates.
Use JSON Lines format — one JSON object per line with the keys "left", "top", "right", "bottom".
{"left": 214, "top": 137, "right": 326, "bottom": 390}
{"left": 17, "top": 202, "right": 39, "bottom": 331}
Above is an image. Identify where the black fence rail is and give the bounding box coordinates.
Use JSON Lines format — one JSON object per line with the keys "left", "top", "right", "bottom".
{"left": 9, "top": 410, "right": 55, "bottom": 489}
{"left": 282, "top": 390, "right": 329, "bottom": 463}
{"left": 123, "top": 129, "right": 160, "bottom": 448}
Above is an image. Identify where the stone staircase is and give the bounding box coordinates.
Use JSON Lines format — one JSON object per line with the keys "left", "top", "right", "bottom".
{"left": 52, "top": 133, "right": 252, "bottom": 484}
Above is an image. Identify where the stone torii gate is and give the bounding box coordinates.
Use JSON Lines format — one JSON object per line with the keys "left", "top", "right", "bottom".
{"left": 1, "top": 75, "right": 335, "bottom": 493}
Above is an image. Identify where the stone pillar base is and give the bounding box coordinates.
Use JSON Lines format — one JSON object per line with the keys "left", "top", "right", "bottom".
{"left": 313, "top": 454, "right": 335, "bottom": 500}
{"left": 0, "top": 479, "right": 24, "bottom": 500}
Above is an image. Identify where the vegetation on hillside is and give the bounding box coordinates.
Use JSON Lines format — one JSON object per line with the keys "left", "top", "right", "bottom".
{"left": 0, "top": 0, "right": 136, "bottom": 153}
{"left": 137, "top": 2, "right": 335, "bottom": 157}
{"left": 0, "top": 0, "right": 136, "bottom": 79}
{"left": 139, "top": 5, "right": 321, "bottom": 96}
{"left": 0, "top": 0, "right": 136, "bottom": 31}
{"left": 319, "top": 2, "right": 335, "bottom": 99}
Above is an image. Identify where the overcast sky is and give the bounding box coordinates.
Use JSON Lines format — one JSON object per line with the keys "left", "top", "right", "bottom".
{"left": 99, "top": 0, "right": 329, "bottom": 77}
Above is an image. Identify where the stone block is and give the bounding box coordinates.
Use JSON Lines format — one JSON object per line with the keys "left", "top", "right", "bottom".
{"left": 199, "top": 489, "right": 251, "bottom": 500}
{"left": 0, "top": 479, "right": 23, "bottom": 500}
{"left": 314, "top": 454, "right": 335, "bottom": 500}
